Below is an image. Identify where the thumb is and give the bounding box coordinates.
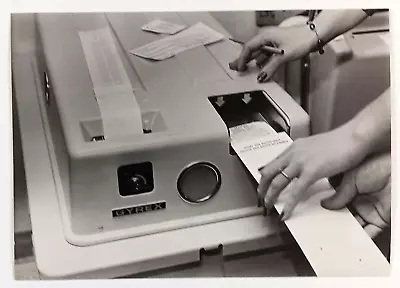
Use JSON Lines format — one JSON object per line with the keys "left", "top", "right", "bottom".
{"left": 256, "top": 54, "right": 285, "bottom": 83}
{"left": 321, "top": 171, "right": 358, "bottom": 210}
{"left": 364, "top": 224, "right": 383, "bottom": 239}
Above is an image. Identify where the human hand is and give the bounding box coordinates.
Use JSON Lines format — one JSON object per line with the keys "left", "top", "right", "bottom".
{"left": 257, "top": 126, "right": 368, "bottom": 221}
{"left": 229, "top": 22, "right": 316, "bottom": 82}
{"left": 321, "top": 152, "right": 391, "bottom": 239}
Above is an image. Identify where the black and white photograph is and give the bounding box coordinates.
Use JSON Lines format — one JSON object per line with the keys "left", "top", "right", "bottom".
{"left": 6, "top": 1, "right": 398, "bottom": 285}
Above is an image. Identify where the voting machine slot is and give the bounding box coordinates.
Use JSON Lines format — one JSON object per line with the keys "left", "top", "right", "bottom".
{"left": 209, "top": 90, "right": 290, "bottom": 133}
{"left": 208, "top": 90, "right": 291, "bottom": 154}
{"left": 79, "top": 110, "right": 167, "bottom": 142}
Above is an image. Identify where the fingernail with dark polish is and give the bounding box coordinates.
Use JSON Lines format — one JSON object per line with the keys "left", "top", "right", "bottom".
{"left": 257, "top": 72, "right": 267, "bottom": 82}
{"left": 229, "top": 62, "right": 236, "bottom": 70}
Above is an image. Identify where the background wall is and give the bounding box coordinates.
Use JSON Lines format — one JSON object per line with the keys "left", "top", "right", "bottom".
{"left": 210, "top": 11, "right": 259, "bottom": 42}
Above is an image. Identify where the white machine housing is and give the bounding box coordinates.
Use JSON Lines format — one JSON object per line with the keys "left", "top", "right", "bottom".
{"left": 12, "top": 12, "right": 309, "bottom": 278}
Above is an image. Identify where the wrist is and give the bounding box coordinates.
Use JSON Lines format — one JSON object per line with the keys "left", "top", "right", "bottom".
{"left": 312, "top": 16, "right": 332, "bottom": 45}
{"left": 344, "top": 121, "right": 373, "bottom": 160}
{"left": 312, "top": 10, "right": 369, "bottom": 45}
{"left": 306, "top": 21, "right": 325, "bottom": 54}
{"left": 296, "top": 24, "right": 320, "bottom": 55}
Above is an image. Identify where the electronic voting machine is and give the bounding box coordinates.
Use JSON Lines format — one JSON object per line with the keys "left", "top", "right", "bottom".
{"left": 12, "top": 12, "right": 388, "bottom": 279}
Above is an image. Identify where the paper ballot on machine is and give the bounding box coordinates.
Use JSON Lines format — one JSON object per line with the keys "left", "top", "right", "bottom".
{"left": 79, "top": 27, "right": 143, "bottom": 139}
{"left": 229, "top": 121, "right": 277, "bottom": 143}
{"left": 142, "top": 19, "right": 187, "bottom": 35}
{"left": 79, "top": 28, "right": 133, "bottom": 89}
{"left": 130, "top": 22, "right": 225, "bottom": 60}
{"left": 229, "top": 122, "right": 390, "bottom": 276}
{"left": 230, "top": 126, "right": 291, "bottom": 185}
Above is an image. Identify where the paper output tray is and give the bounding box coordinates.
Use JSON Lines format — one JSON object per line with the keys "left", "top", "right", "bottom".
{"left": 209, "top": 90, "right": 291, "bottom": 156}
{"left": 209, "top": 90, "right": 291, "bottom": 135}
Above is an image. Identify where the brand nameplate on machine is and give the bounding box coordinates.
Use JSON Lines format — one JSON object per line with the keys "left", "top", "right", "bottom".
{"left": 112, "top": 201, "right": 167, "bottom": 218}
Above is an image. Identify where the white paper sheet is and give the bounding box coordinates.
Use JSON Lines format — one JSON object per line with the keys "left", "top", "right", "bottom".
{"left": 230, "top": 129, "right": 390, "bottom": 276}
{"left": 229, "top": 121, "right": 277, "bottom": 143}
{"left": 95, "top": 91, "right": 143, "bottom": 139}
{"left": 130, "top": 22, "right": 225, "bottom": 60}
{"left": 79, "top": 27, "right": 143, "bottom": 139}
{"left": 142, "top": 19, "right": 187, "bottom": 35}
{"left": 79, "top": 27, "right": 132, "bottom": 89}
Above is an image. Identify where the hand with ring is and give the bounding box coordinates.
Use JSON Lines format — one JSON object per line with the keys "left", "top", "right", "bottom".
{"left": 257, "top": 126, "right": 370, "bottom": 221}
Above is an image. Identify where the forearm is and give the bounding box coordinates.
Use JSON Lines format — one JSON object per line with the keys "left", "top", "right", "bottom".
{"left": 313, "top": 10, "right": 369, "bottom": 45}
{"left": 343, "top": 88, "right": 391, "bottom": 158}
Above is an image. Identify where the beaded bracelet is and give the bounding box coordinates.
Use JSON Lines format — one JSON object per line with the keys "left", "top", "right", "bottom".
{"left": 307, "top": 21, "right": 325, "bottom": 55}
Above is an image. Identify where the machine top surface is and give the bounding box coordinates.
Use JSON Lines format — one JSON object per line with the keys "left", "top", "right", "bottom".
{"left": 36, "top": 12, "right": 279, "bottom": 159}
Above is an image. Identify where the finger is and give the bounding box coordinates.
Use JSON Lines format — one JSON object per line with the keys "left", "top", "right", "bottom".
{"left": 281, "top": 175, "right": 313, "bottom": 221}
{"left": 364, "top": 224, "right": 383, "bottom": 239}
{"left": 264, "top": 164, "right": 299, "bottom": 210}
{"left": 258, "top": 153, "right": 290, "bottom": 203}
{"left": 355, "top": 153, "right": 391, "bottom": 195}
{"left": 251, "top": 50, "right": 264, "bottom": 61}
{"left": 355, "top": 215, "right": 366, "bottom": 227}
{"left": 255, "top": 53, "right": 271, "bottom": 68}
{"left": 229, "top": 59, "right": 239, "bottom": 71}
{"left": 373, "top": 180, "right": 391, "bottom": 224}
{"left": 354, "top": 195, "right": 388, "bottom": 228}
{"left": 229, "top": 50, "right": 264, "bottom": 71}
{"left": 328, "top": 173, "right": 344, "bottom": 190}
{"left": 256, "top": 54, "right": 286, "bottom": 83}
{"left": 236, "top": 34, "right": 273, "bottom": 72}
{"left": 321, "top": 170, "right": 358, "bottom": 210}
